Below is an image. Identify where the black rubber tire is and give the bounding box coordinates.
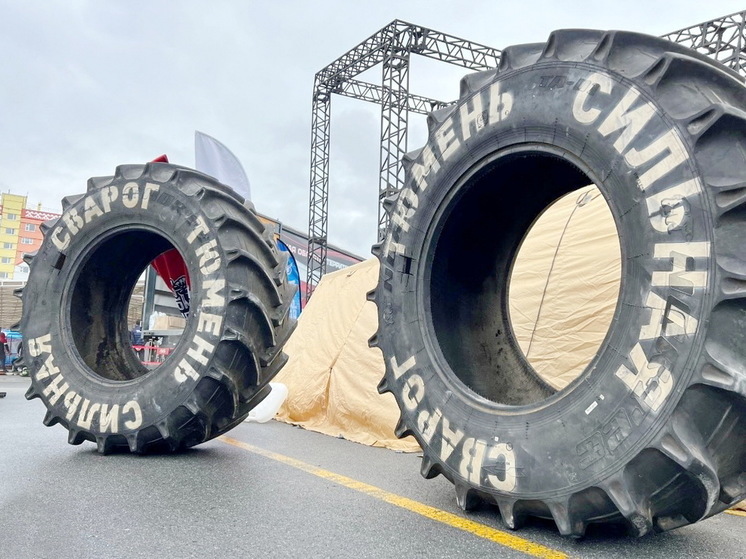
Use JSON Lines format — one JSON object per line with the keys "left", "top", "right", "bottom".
{"left": 21, "top": 163, "right": 295, "bottom": 453}
{"left": 371, "top": 29, "right": 746, "bottom": 537}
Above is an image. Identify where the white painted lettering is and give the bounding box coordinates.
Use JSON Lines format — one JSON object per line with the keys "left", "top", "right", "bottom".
{"left": 652, "top": 242, "right": 709, "bottom": 290}
{"left": 402, "top": 374, "right": 425, "bottom": 411}
{"left": 597, "top": 88, "right": 656, "bottom": 154}
{"left": 639, "top": 292, "right": 666, "bottom": 341}
{"left": 486, "top": 443, "right": 517, "bottom": 491}
{"left": 123, "top": 400, "right": 143, "bottom": 430}
{"left": 197, "top": 312, "right": 223, "bottom": 336}
{"left": 77, "top": 401, "right": 101, "bottom": 429}
{"left": 62, "top": 208, "right": 84, "bottom": 235}
{"left": 174, "top": 358, "right": 200, "bottom": 383}
{"left": 410, "top": 145, "right": 440, "bottom": 192}
{"left": 639, "top": 291, "right": 698, "bottom": 340}
{"left": 63, "top": 390, "right": 82, "bottom": 422}
{"left": 51, "top": 226, "right": 71, "bottom": 251}
{"left": 615, "top": 343, "right": 673, "bottom": 412}
{"left": 390, "top": 355, "right": 416, "bottom": 380}
{"left": 645, "top": 178, "right": 700, "bottom": 233}
{"left": 187, "top": 215, "right": 210, "bottom": 244}
{"left": 27, "top": 334, "right": 52, "bottom": 357}
{"left": 99, "top": 404, "right": 120, "bottom": 433}
{"left": 100, "top": 185, "right": 119, "bottom": 213}
{"left": 141, "top": 182, "right": 160, "bottom": 210}
{"left": 42, "top": 373, "right": 69, "bottom": 406}
{"left": 196, "top": 240, "right": 221, "bottom": 275}
{"left": 83, "top": 195, "right": 104, "bottom": 223}
{"left": 390, "top": 188, "right": 418, "bottom": 233}
{"left": 460, "top": 94, "right": 484, "bottom": 141}
{"left": 625, "top": 129, "right": 689, "bottom": 191}
{"left": 35, "top": 354, "right": 60, "bottom": 380}
{"left": 383, "top": 237, "right": 407, "bottom": 258}
{"left": 435, "top": 118, "right": 460, "bottom": 162}
{"left": 187, "top": 335, "right": 214, "bottom": 366}
{"left": 488, "top": 82, "right": 513, "bottom": 123}
{"left": 440, "top": 416, "right": 464, "bottom": 462}
{"left": 77, "top": 398, "right": 90, "bottom": 426}
{"left": 202, "top": 279, "right": 225, "bottom": 308}
{"left": 122, "top": 182, "right": 140, "bottom": 208}
{"left": 572, "top": 72, "right": 612, "bottom": 125}
{"left": 416, "top": 407, "right": 443, "bottom": 444}
{"left": 459, "top": 438, "right": 487, "bottom": 484}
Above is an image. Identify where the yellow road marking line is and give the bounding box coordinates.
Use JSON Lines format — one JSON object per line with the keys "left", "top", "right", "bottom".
{"left": 219, "top": 435, "right": 568, "bottom": 559}
{"left": 725, "top": 509, "right": 746, "bottom": 517}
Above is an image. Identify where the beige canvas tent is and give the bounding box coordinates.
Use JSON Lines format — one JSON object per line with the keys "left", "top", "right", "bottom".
{"left": 510, "top": 186, "right": 620, "bottom": 389}
{"left": 275, "top": 185, "right": 622, "bottom": 450}
{"left": 274, "top": 257, "right": 420, "bottom": 451}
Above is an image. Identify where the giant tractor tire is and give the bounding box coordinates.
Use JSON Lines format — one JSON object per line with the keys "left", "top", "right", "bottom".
{"left": 371, "top": 29, "right": 746, "bottom": 537}
{"left": 21, "top": 163, "right": 295, "bottom": 453}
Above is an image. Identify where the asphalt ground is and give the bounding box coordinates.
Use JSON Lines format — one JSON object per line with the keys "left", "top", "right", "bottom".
{"left": 1, "top": 374, "right": 744, "bottom": 559}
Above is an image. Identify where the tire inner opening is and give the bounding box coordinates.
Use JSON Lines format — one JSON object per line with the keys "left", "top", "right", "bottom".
{"left": 70, "top": 230, "right": 180, "bottom": 381}
{"left": 428, "top": 149, "right": 620, "bottom": 406}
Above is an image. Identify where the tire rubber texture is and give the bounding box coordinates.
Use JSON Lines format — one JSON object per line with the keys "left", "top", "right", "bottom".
{"left": 372, "top": 29, "right": 746, "bottom": 537}
{"left": 22, "top": 163, "right": 295, "bottom": 453}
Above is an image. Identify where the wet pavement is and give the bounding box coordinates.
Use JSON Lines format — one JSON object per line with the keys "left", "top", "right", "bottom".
{"left": 1, "top": 375, "right": 742, "bottom": 558}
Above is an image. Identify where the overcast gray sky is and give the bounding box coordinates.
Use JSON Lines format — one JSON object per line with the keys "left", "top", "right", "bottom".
{"left": 1, "top": 1, "right": 744, "bottom": 257}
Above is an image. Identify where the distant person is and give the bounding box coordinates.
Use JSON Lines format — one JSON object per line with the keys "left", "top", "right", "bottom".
{"left": 0, "top": 330, "right": 8, "bottom": 373}
{"left": 12, "top": 341, "right": 23, "bottom": 372}
{"left": 131, "top": 320, "right": 144, "bottom": 361}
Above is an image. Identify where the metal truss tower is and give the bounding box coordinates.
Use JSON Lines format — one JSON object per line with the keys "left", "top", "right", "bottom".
{"left": 662, "top": 10, "right": 746, "bottom": 76}
{"left": 307, "top": 11, "right": 746, "bottom": 300}
{"left": 306, "top": 20, "right": 500, "bottom": 300}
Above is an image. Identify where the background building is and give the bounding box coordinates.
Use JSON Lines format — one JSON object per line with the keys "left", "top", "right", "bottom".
{"left": 0, "top": 193, "right": 58, "bottom": 282}
{"left": 0, "top": 193, "right": 60, "bottom": 328}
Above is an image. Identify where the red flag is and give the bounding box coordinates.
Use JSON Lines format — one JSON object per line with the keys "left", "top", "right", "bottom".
{"left": 152, "top": 249, "right": 190, "bottom": 317}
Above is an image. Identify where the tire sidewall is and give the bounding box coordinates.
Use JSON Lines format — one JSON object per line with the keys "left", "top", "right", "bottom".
{"left": 378, "top": 62, "right": 715, "bottom": 497}
{"left": 24, "top": 170, "right": 230, "bottom": 437}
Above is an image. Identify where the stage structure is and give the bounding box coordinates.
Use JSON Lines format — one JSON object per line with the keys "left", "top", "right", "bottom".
{"left": 662, "top": 11, "right": 746, "bottom": 75}
{"left": 306, "top": 11, "right": 746, "bottom": 300}
{"left": 306, "top": 21, "right": 500, "bottom": 299}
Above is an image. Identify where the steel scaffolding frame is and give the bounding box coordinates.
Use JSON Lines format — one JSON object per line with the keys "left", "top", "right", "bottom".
{"left": 306, "top": 20, "right": 500, "bottom": 299}
{"left": 306, "top": 11, "right": 746, "bottom": 300}
{"left": 662, "top": 10, "right": 746, "bottom": 75}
